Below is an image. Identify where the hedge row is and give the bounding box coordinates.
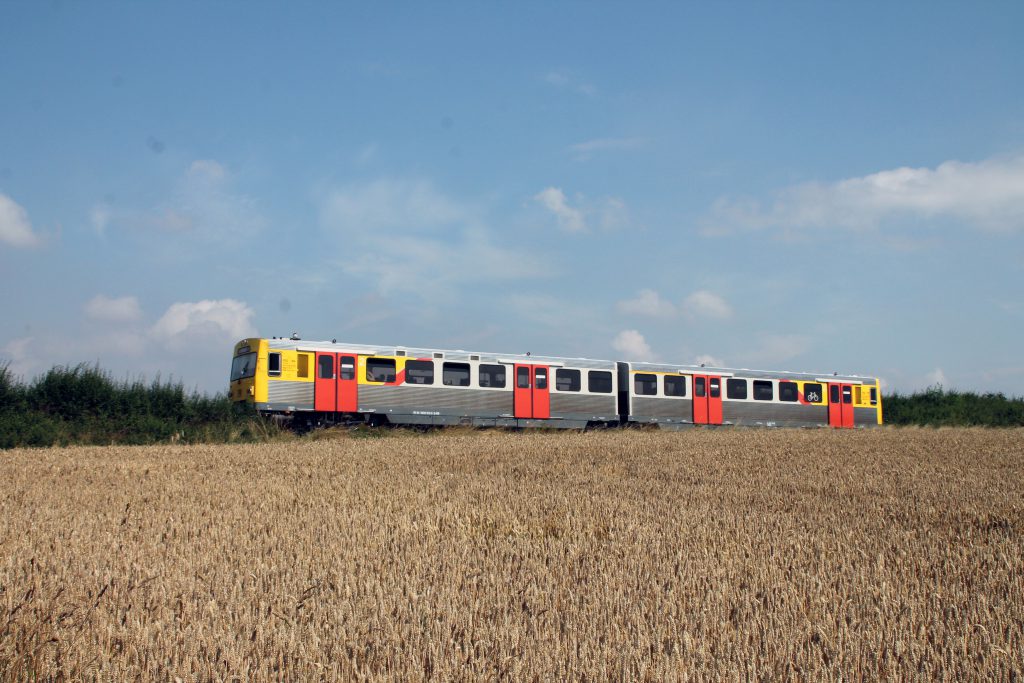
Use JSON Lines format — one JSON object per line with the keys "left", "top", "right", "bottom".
{"left": 0, "top": 363, "right": 273, "bottom": 448}
{"left": 882, "top": 387, "right": 1024, "bottom": 427}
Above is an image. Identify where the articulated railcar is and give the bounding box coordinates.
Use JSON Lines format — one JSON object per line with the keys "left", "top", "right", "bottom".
{"left": 230, "top": 337, "right": 881, "bottom": 429}
{"left": 621, "top": 361, "right": 880, "bottom": 429}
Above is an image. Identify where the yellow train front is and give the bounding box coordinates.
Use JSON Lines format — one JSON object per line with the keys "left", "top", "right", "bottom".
{"left": 230, "top": 337, "right": 882, "bottom": 429}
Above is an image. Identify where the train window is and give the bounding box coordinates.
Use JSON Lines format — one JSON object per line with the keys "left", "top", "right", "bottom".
{"left": 842, "top": 386, "right": 852, "bottom": 404}
{"left": 405, "top": 360, "right": 434, "bottom": 385}
{"left": 317, "top": 355, "right": 334, "bottom": 379}
{"left": 297, "top": 354, "right": 310, "bottom": 379}
{"left": 267, "top": 352, "right": 281, "bottom": 376}
{"left": 443, "top": 362, "right": 471, "bottom": 387}
{"left": 556, "top": 369, "right": 581, "bottom": 392}
{"left": 231, "top": 353, "right": 257, "bottom": 381}
{"left": 479, "top": 364, "right": 506, "bottom": 388}
{"left": 753, "top": 380, "right": 773, "bottom": 401}
{"left": 803, "top": 383, "right": 822, "bottom": 403}
{"left": 634, "top": 373, "right": 657, "bottom": 396}
{"left": 695, "top": 377, "right": 706, "bottom": 397}
{"left": 366, "top": 357, "right": 396, "bottom": 383}
{"left": 870, "top": 387, "right": 878, "bottom": 405}
{"left": 535, "top": 368, "right": 548, "bottom": 390}
{"left": 779, "top": 381, "right": 798, "bottom": 402}
{"left": 727, "top": 378, "right": 747, "bottom": 400}
{"left": 709, "top": 378, "right": 721, "bottom": 398}
{"left": 664, "top": 375, "right": 686, "bottom": 397}
{"left": 340, "top": 356, "right": 356, "bottom": 380}
{"left": 517, "top": 367, "right": 530, "bottom": 388}
{"left": 829, "top": 385, "right": 840, "bottom": 403}
{"left": 588, "top": 370, "right": 613, "bottom": 393}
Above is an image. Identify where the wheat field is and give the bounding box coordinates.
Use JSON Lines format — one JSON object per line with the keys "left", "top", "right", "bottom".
{"left": 1, "top": 428, "right": 1021, "bottom": 681}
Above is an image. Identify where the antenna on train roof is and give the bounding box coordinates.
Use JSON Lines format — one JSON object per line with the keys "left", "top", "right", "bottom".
{"left": 290, "top": 332, "right": 300, "bottom": 340}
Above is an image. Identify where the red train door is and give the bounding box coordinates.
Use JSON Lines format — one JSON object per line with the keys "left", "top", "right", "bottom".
{"left": 532, "top": 365, "right": 550, "bottom": 419}
{"left": 514, "top": 364, "right": 550, "bottom": 419}
{"left": 828, "top": 383, "right": 855, "bottom": 428}
{"left": 314, "top": 352, "right": 336, "bottom": 412}
{"left": 337, "top": 354, "right": 358, "bottom": 412}
{"left": 692, "top": 375, "right": 723, "bottom": 425}
{"left": 514, "top": 365, "right": 532, "bottom": 418}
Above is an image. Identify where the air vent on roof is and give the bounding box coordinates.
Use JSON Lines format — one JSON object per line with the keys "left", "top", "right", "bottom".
{"left": 470, "top": 355, "right": 480, "bottom": 361}
{"left": 395, "top": 350, "right": 407, "bottom": 356}
{"left": 433, "top": 352, "right": 444, "bottom": 359}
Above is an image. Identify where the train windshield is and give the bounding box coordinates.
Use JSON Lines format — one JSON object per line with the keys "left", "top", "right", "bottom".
{"left": 231, "top": 352, "right": 257, "bottom": 381}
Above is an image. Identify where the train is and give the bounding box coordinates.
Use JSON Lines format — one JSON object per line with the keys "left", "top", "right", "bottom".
{"left": 229, "top": 336, "right": 882, "bottom": 429}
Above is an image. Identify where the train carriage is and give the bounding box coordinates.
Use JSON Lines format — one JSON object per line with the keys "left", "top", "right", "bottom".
{"left": 620, "top": 361, "right": 881, "bottom": 428}
{"left": 231, "top": 337, "right": 881, "bottom": 429}
{"left": 230, "top": 338, "right": 620, "bottom": 429}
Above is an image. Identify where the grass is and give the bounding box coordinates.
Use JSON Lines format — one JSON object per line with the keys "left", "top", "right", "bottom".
{"left": 0, "top": 429, "right": 1021, "bottom": 680}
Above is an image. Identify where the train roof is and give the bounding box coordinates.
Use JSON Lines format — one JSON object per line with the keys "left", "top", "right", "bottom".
{"left": 254, "top": 337, "right": 875, "bottom": 383}
{"left": 624, "top": 361, "right": 872, "bottom": 384}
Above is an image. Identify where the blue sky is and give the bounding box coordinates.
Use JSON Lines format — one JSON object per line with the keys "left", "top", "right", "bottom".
{"left": 2, "top": 2, "right": 1023, "bottom": 395}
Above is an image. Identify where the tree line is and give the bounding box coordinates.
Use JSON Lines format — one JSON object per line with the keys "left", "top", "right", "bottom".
{"left": 0, "top": 363, "right": 274, "bottom": 448}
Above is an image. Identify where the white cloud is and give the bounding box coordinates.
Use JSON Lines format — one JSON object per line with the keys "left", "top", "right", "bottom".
{"left": 543, "top": 69, "right": 595, "bottom": 95}
{"left": 151, "top": 299, "right": 256, "bottom": 351}
{"left": 682, "top": 290, "right": 733, "bottom": 319}
{"left": 570, "top": 137, "right": 646, "bottom": 161}
{"left": 599, "top": 197, "right": 631, "bottom": 231}
{"left": 611, "top": 329, "right": 653, "bottom": 360}
{"left": 90, "top": 204, "right": 111, "bottom": 235}
{"left": 93, "top": 159, "right": 263, "bottom": 241}
{"left": 0, "top": 193, "right": 40, "bottom": 247}
{"left": 321, "top": 179, "right": 543, "bottom": 296}
{"left": 740, "top": 334, "right": 813, "bottom": 367}
{"left": 534, "top": 187, "right": 586, "bottom": 233}
{"left": 187, "top": 159, "right": 226, "bottom": 182}
{"left": 925, "top": 367, "right": 948, "bottom": 388}
{"left": 323, "top": 178, "right": 467, "bottom": 233}
{"left": 694, "top": 354, "right": 724, "bottom": 367}
{"left": 84, "top": 295, "right": 142, "bottom": 323}
{"left": 617, "top": 289, "right": 677, "bottom": 318}
{"left": 0, "top": 336, "right": 36, "bottom": 379}
{"left": 704, "top": 154, "right": 1024, "bottom": 235}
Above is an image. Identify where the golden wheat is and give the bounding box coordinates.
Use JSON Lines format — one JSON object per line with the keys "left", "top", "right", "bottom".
{"left": 1, "top": 428, "right": 1021, "bottom": 681}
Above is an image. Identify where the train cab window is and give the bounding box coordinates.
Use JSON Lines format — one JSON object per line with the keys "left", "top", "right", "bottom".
{"left": 480, "top": 364, "right": 506, "bottom": 388}
{"left": 297, "top": 354, "right": 310, "bottom": 379}
{"left": 367, "top": 357, "right": 396, "bottom": 383}
{"left": 804, "top": 382, "right": 823, "bottom": 403}
{"left": 727, "top": 378, "right": 747, "bottom": 400}
{"left": 340, "top": 356, "right": 356, "bottom": 380}
{"left": 842, "top": 386, "right": 853, "bottom": 404}
{"left": 267, "top": 352, "right": 282, "bottom": 376}
{"left": 405, "top": 360, "right": 434, "bottom": 385}
{"left": 443, "top": 362, "right": 471, "bottom": 387}
{"left": 753, "top": 380, "right": 774, "bottom": 401}
{"left": 556, "top": 369, "right": 581, "bottom": 392}
{"left": 317, "top": 355, "right": 334, "bottom": 379}
{"left": 779, "top": 381, "right": 798, "bottom": 402}
{"left": 829, "top": 385, "right": 840, "bottom": 403}
{"left": 535, "top": 368, "right": 548, "bottom": 389}
{"left": 517, "top": 367, "right": 530, "bottom": 388}
{"left": 870, "top": 387, "right": 878, "bottom": 405}
{"left": 695, "top": 377, "right": 706, "bottom": 397}
{"left": 709, "top": 378, "right": 721, "bottom": 398}
{"left": 634, "top": 373, "right": 657, "bottom": 396}
{"left": 588, "top": 371, "right": 613, "bottom": 393}
{"left": 664, "top": 375, "right": 686, "bottom": 397}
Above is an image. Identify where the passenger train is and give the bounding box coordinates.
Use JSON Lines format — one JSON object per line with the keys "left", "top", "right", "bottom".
{"left": 230, "top": 336, "right": 881, "bottom": 429}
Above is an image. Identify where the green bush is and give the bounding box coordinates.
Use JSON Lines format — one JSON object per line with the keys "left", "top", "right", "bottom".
{"left": 0, "top": 362, "right": 277, "bottom": 448}
{"left": 883, "top": 386, "right": 1024, "bottom": 427}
